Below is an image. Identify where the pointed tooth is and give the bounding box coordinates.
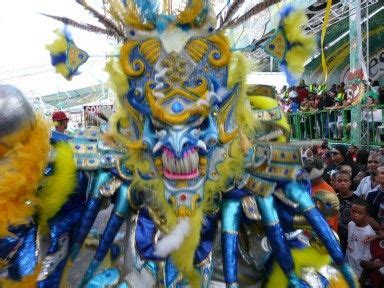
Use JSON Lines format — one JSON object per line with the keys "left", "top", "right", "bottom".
{"left": 184, "top": 156, "right": 191, "bottom": 173}
{"left": 163, "top": 155, "right": 169, "bottom": 171}
{"left": 180, "top": 157, "right": 185, "bottom": 174}
{"left": 174, "top": 158, "right": 179, "bottom": 174}
{"left": 191, "top": 153, "right": 198, "bottom": 170}
{"left": 166, "top": 156, "right": 171, "bottom": 172}
{"left": 182, "top": 157, "right": 189, "bottom": 174}
{"left": 175, "top": 159, "right": 179, "bottom": 174}
{"left": 162, "top": 152, "right": 167, "bottom": 168}
{"left": 197, "top": 140, "right": 207, "bottom": 151}
{"left": 153, "top": 141, "right": 162, "bottom": 153}
{"left": 195, "top": 153, "right": 200, "bottom": 169}
{"left": 177, "top": 159, "right": 182, "bottom": 174}
{"left": 170, "top": 158, "right": 175, "bottom": 173}
{"left": 189, "top": 152, "right": 195, "bottom": 172}
{"left": 170, "top": 158, "right": 175, "bottom": 174}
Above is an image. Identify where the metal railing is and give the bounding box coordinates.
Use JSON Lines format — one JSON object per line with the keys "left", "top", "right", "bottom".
{"left": 288, "top": 105, "right": 384, "bottom": 146}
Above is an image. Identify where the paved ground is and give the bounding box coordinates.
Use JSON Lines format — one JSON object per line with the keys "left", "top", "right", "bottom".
{"left": 68, "top": 208, "right": 112, "bottom": 287}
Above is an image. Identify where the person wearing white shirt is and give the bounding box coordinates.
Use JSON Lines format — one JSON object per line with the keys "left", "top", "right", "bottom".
{"left": 354, "top": 153, "right": 382, "bottom": 198}
{"left": 345, "top": 198, "right": 376, "bottom": 279}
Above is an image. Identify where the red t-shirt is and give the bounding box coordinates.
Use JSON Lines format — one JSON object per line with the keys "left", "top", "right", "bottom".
{"left": 296, "top": 87, "right": 309, "bottom": 104}
{"left": 367, "top": 239, "right": 384, "bottom": 288}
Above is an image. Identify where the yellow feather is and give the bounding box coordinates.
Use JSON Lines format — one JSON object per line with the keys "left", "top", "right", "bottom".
{"left": 54, "top": 63, "right": 70, "bottom": 78}
{"left": 0, "top": 122, "right": 34, "bottom": 148}
{"left": 105, "top": 0, "right": 126, "bottom": 25}
{"left": 177, "top": 0, "right": 203, "bottom": 25}
{"left": 0, "top": 116, "right": 50, "bottom": 237}
{"left": 282, "top": 10, "right": 316, "bottom": 76}
{"left": 229, "top": 53, "right": 262, "bottom": 136}
{"left": 171, "top": 210, "right": 203, "bottom": 287}
{"left": 38, "top": 142, "right": 77, "bottom": 233}
{"left": 105, "top": 57, "right": 129, "bottom": 101}
{"left": 46, "top": 30, "right": 68, "bottom": 54}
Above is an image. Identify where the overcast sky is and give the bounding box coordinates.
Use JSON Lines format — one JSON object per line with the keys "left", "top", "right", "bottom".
{"left": 0, "top": 0, "right": 113, "bottom": 98}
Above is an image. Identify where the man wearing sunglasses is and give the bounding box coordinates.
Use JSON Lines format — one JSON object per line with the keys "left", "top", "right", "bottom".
{"left": 323, "top": 144, "right": 356, "bottom": 184}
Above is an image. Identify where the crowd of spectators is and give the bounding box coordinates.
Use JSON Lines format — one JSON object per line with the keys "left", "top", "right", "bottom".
{"left": 279, "top": 80, "right": 384, "bottom": 141}
{"left": 303, "top": 141, "right": 384, "bottom": 287}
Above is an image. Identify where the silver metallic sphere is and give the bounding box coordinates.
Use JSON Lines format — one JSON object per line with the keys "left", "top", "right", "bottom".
{"left": 0, "top": 85, "right": 36, "bottom": 139}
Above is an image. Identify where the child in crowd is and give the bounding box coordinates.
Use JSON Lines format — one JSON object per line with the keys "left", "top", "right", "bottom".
{"left": 345, "top": 198, "right": 376, "bottom": 281}
{"left": 334, "top": 170, "right": 359, "bottom": 253}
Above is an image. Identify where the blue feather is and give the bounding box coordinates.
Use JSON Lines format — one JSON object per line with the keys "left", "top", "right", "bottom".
{"left": 51, "top": 53, "right": 67, "bottom": 66}
{"left": 63, "top": 26, "right": 73, "bottom": 42}
{"left": 135, "top": 0, "right": 159, "bottom": 23}
{"left": 279, "top": 5, "right": 295, "bottom": 20}
{"left": 155, "top": 15, "right": 173, "bottom": 33}
{"left": 280, "top": 62, "right": 297, "bottom": 86}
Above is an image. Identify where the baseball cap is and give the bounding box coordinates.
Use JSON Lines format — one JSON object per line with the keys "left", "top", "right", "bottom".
{"left": 52, "top": 111, "right": 69, "bottom": 122}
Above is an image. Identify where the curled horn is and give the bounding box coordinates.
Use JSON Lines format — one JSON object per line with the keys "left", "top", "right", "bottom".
{"left": 176, "top": 0, "right": 211, "bottom": 27}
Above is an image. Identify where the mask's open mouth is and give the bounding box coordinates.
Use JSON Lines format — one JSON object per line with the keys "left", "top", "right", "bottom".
{"left": 162, "top": 147, "right": 199, "bottom": 180}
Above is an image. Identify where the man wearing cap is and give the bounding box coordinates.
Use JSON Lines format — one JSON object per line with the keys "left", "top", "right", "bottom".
{"left": 323, "top": 144, "right": 356, "bottom": 184}
{"left": 51, "top": 110, "right": 72, "bottom": 143}
{"left": 52, "top": 111, "right": 69, "bottom": 133}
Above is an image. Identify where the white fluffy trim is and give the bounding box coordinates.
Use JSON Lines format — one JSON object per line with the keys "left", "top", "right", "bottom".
{"left": 153, "top": 217, "right": 191, "bottom": 258}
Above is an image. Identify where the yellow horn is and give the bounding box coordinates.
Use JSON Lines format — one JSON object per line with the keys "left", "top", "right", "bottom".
{"left": 177, "top": 0, "right": 204, "bottom": 25}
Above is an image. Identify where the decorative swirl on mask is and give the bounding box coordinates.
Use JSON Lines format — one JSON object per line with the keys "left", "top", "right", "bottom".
{"left": 139, "top": 38, "right": 161, "bottom": 64}
{"left": 126, "top": 88, "right": 151, "bottom": 116}
{"left": 218, "top": 120, "right": 238, "bottom": 144}
{"left": 217, "top": 84, "right": 240, "bottom": 144}
{"left": 109, "top": 112, "right": 144, "bottom": 150}
{"left": 206, "top": 34, "right": 231, "bottom": 68}
{"left": 184, "top": 78, "right": 208, "bottom": 96}
{"left": 115, "top": 134, "right": 144, "bottom": 151}
{"left": 146, "top": 83, "right": 210, "bottom": 124}
{"left": 120, "top": 41, "right": 145, "bottom": 77}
